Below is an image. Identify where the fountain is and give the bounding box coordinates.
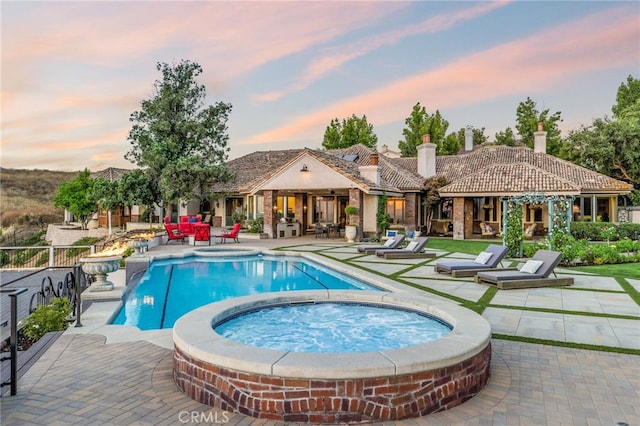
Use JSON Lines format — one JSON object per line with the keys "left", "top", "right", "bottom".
{"left": 80, "top": 241, "right": 127, "bottom": 292}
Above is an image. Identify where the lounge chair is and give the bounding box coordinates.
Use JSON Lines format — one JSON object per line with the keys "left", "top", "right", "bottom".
{"left": 216, "top": 222, "right": 241, "bottom": 244}
{"left": 435, "top": 244, "right": 511, "bottom": 277}
{"left": 356, "top": 235, "right": 405, "bottom": 254}
{"left": 375, "top": 237, "right": 434, "bottom": 259}
{"left": 164, "top": 224, "right": 185, "bottom": 244}
{"left": 475, "top": 249, "right": 573, "bottom": 289}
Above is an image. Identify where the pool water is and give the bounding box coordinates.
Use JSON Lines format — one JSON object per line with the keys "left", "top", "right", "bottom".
{"left": 111, "top": 255, "right": 379, "bottom": 330}
{"left": 215, "top": 302, "right": 452, "bottom": 353}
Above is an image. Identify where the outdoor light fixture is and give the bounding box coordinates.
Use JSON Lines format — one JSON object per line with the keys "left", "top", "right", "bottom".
{"left": 300, "top": 164, "right": 309, "bottom": 172}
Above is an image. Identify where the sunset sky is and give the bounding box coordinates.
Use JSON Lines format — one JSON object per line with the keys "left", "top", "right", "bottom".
{"left": 2, "top": 1, "right": 639, "bottom": 172}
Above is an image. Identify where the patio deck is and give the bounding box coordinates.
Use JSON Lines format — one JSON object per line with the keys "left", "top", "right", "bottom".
{"left": 1, "top": 235, "right": 638, "bottom": 425}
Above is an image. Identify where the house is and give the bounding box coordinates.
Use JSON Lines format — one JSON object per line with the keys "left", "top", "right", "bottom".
{"left": 208, "top": 125, "right": 632, "bottom": 240}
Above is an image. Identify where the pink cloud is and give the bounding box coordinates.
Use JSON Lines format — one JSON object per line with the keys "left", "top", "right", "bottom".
{"left": 264, "top": 1, "right": 511, "bottom": 98}
{"left": 241, "top": 5, "right": 639, "bottom": 145}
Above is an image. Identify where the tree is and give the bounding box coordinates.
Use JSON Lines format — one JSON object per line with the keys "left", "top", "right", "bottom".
{"left": 53, "top": 169, "right": 97, "bottom": 229}
{"left": 421, "top": 176, "right": 448, "bottom": 235}
{"left": 322, "top": 114, "right": 378, "bottom": 149}
{"left": 494, "top": 127, "right": 517, "bottom": 146}
{"left": 125, "top": 60, "right": 232, "bottom": 208}
{"left": 564, "top": 117, "right": 640, "bottom": 188}
{"left": 612, "top": 75, "right": 640, "bottom": 119}
{"left": 117, "top": 169, "right": 158, "bottom": 223}
{"left": 562, "top": 75, "right": 640, "bottom": 197}
{"left": 398, "top": 103, "right": 450, "bottom": 156}
{"left": 515, "top": 97, "right": 563, "bottom": 155}
{"left": 450, "top": 126, "right": 487, "bottom": 153}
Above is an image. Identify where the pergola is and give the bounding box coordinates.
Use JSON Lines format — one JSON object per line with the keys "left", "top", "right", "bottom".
{"left": 501, "top": 192, "right": 575, "bottom": 257}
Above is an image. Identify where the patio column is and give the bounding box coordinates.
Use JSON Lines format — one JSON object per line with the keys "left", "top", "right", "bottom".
{"left": 464, "top": 199, "right": 474, "bottom": 239}
{"left": 452, "top": 197, "right": 465, "bottom": 240}
{"left": 263, "top": 190, "right": 278, "bottom": 239}
{"left": 348, "top": 188, "right": 363, "bottom": 241}
{"left": 404, "top": 193, "right": 417, "bottom": 234}
{"left": 294, "top": 193, "right": 307, "bottom": 232}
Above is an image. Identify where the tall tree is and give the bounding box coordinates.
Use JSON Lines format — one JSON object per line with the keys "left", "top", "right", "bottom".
{"left": 117, "top": 169, "right": 159, "bottom": 223}
{"left": 322, "top": 114, "right": 378, "bottom": 149}
{"left": 53, "top": 169, "right": 97, "bottom": 229}
{"left": 125, "top": 60, "right": 232, "bottom": 207}
{"left": 451, "top": 126, "right": 487, "bottom": 152}
{"left": 562, "top": 75, "right": 640, "bottom": 199}
{"left": 515, "top": 97, "right": 563, "bottom": 155}
{"left": 612, "top": 75, "right": 640, "bottom": 119}
{"left": 398, "top": 102, "right": 449, "bottom": 156}
{"left": 494, "top": 127, "right": 517, "bottom": 146}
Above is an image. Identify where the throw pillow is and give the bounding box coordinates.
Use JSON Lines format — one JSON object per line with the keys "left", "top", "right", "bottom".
{"left": 520, "top": 259, "right": 544, "bottom": 274}
{"left": 383, "top": 238, "right": 395, "bottom": 247}
{"left": 485, "top": 224, "right": 493, "bottom": 232}
{"left": 474, "top": 251, "right": 493, "bottom": 265}
{"left": 405, "top": 241, "right": 419, "bottom": 252}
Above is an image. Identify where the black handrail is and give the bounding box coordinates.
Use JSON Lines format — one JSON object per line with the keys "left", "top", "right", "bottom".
{"left": 0, "top": 287, "right": 28, "bottom": 395}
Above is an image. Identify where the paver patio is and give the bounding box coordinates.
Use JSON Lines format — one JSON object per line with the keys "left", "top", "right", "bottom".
{"left": 1, "top": 237, "right": 638, "bottom": 425}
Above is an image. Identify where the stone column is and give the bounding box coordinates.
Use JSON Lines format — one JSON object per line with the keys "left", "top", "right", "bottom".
{"left": 464, "top": 199, "right": 475, "bottom": 239}
{"left": 452, "top": 197, "right": 465, "bottom": 240}
{"left": 263, "top": 190, "right": 278, "bottom": 239}
{"left": 348, "top": 188, "right": 363, "bottom": 241}
{"left": 404, "top": 193, "right": 417, "bottom": 233}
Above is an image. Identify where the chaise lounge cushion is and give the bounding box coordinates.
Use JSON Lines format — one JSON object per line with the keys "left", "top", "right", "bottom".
{"left": 474, "top": 251, "right": 493, "bottom": 265}
{"left": 520, "top": 259, "right": 544, "bottom": 274}
{"left": 436, "top": 244, "right": 508, "bottom": 273}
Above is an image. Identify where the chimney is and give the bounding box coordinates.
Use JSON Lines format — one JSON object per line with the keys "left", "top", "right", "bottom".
{"left": 534, "top": 121, "right": 547, "bottom": 153}
{"left": 417, "top": 134, "right": 436, "bottom": 178}
{"left": 359, "top": 153, "right": 380, "bottom": 184}
{"left": 464, "top": 127, "right": 473, "bottom": 152}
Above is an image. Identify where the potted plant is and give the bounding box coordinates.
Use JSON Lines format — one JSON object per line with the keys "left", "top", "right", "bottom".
{"left": 344, "top": 205, "right": 359, "bottom": 242}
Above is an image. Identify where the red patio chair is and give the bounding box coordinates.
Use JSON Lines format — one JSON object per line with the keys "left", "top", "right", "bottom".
{"left": 164, "top": 224, "right": 185, "bottom": 244}
{"left": 216, "top": 223, "right": 241, "bottom": 244}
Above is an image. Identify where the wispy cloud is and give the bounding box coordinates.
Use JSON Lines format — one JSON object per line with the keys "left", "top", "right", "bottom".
{"left": 241, "top": 5, "right": 639, "bottom": 145}
{"left": 254, "top": 1, "right": 511, "bottom": 102}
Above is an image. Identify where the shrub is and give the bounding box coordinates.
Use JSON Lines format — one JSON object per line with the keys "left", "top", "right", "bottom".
{"left": 247, "top": 217, "right": 264, "bottom": 234}
{"left": 21, "top": 298, "right": 72, "bottom": 341}
{"left": 618, "top": 223, "right": 640, "bottom": 240}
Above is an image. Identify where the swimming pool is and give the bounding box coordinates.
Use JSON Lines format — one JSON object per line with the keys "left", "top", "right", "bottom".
{"left": 112, "top": 254, "right": 380, "bottom": 330}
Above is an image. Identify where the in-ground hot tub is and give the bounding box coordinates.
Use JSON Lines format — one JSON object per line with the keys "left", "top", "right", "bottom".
{"left": 173, "top": 290, "right": 492, "bottom": 423}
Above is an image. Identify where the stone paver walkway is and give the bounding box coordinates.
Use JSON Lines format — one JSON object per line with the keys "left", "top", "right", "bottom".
{"left": 2, "top": 237, "right": 639, "bottom": 425}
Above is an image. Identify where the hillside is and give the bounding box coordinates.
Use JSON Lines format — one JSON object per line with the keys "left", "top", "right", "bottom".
{"left": 0, "top": 168, "right": 77, "bottom": 244}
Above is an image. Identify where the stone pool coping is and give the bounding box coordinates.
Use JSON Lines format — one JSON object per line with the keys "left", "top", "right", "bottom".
{"left": 173, "top": 290, "right": 491, "bottom": 379}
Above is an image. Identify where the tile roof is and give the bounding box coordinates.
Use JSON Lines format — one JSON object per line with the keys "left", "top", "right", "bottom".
{"left": 211, "top": 143, "right": 631, "bottom": 197}
{"left": 435, "top": 145, "right": 631, "bottom": 193}
{"left": 438, "top": 163, "right": 581, "bottom": 195}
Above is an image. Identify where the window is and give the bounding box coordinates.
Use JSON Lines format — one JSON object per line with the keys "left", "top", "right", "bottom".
{"left": 386, "top": 198, "right": 405, "bottom": 225}
{"left": 439, "top": 198, "right": 453, "bottom": 219}
{"left": 313, "top": 196, "right": 335, "bottom": 223}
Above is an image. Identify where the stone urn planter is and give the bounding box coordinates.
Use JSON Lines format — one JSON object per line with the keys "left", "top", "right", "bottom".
{"left": 344, "top": 225, "right": 357, "bottom": 243}
{"left": 80, "top": 255, "right": 122, "bottom": 292}
{"left": 128, "top": 238, "right": 148, "bottom": 256}
{"left": 344, "top": 205, "right": 359, "bottom": 243}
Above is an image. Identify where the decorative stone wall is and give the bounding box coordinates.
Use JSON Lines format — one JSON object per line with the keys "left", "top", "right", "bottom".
{"left": 174, "top": 342, "right": 491, "bottom": 423}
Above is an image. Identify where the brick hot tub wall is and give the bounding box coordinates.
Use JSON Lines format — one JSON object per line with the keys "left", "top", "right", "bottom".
{"left": 174, "top": 342, "right": 491, "bottom": 423}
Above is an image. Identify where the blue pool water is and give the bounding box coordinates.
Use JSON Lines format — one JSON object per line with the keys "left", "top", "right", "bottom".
{"left": 215, "top": 302, "right": 452, "bottom": 353}
{"left": 111, "top": 255, "right": 379, "bottom": 330}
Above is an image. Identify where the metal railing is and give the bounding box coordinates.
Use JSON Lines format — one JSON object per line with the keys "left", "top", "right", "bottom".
{"left": 0, "top": 288, "right": 27, "bottom": 395}
{"left": 0, "top": 246, "right": 96, "bottom": 270}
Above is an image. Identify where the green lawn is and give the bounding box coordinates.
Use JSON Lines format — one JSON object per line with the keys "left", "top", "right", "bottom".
{"left": 427, "top": 237, "right": 640, "bottom": 279}
{"left": 426, "top": 237, "right": 494, "bottom": 255}
{"left": 571, "top": 263, "right": 640, "bottom": 280}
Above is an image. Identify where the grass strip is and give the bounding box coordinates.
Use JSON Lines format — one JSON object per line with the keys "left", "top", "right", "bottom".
{"left": 492, "top": 333, "right": 640, "bottom": 356}
{"left": 488, "top": 304, "right": 639, "bottom": 320}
